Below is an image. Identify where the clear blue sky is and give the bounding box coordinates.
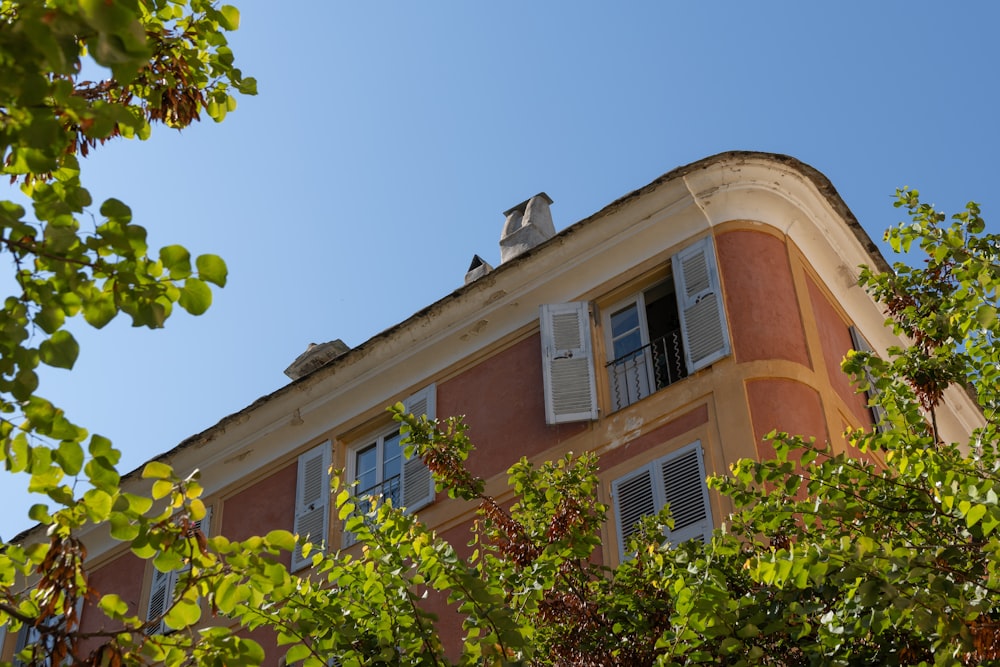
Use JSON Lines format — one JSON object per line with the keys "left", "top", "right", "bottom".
{"left": 3, "top": 2, "right": 998, "bottom": 540}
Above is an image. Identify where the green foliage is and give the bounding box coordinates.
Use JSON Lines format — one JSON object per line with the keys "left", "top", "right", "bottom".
{"left": 3, "top": 22, "right": 998, "bottom": 663}
{"left": 214, "top": 191, "right": 1000, "bottom": 666}
{"left": 0, "top": 0, "right": 253, "bottom": 664}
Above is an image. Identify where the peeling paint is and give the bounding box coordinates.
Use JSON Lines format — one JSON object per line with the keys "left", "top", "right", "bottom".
{"left": 459, "top": 319, "right": 489, "bottom": 340}
{"left": 624, "top": 415, "right": 644, "bottom": 433}
{"left": 485, "top": 290, "right": 508, "bottom": 304}
{"left": 224, "top": 449, "right": 254, "bottom": 464}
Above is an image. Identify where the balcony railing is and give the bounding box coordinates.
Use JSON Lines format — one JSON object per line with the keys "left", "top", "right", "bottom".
{"left": 344, "top": 474, "right": 401, "bottom": 546}
{"left": 355, "top": 473, "right": 401, "bottom": 509}
{"left": 606, "top": 329, "right": 685, "bottom": 410}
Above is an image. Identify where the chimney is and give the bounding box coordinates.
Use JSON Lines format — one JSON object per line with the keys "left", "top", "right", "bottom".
{"left": 464, "top": 254, "right": 494, "bottom": 284}
{"left": 499, "top": 192, "right": 554, "bottom": 263}
{"left": 284, "top": 339, "right": 351, "bottom": 380}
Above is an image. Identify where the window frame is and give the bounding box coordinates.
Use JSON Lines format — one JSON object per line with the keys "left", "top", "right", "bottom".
{"left": 540, "top": 236, "right": 730, "bottom": 422}
{"left": 600, "top": 276, "right": 688, "bottom": 411}
{"left": 849, "top": 325, "right": 889, "bottom": 432}
{"left": 342, "top": 386, "right": 437, "bottom": 547}
{"left": 346, "top": 426, "right": 407, "bottom": 513}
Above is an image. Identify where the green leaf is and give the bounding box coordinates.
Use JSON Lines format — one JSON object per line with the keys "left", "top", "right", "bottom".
{"left": 83, "top": 488, "right": 114, "bottom": 521}
{"left": 152, "top": 479, "right": 173, "bottom": 500}
{"left": 285, "top": 645, "right": 310, "bottom": 665}
{"left": 219, "top": 5, "right": 241, "bottom": 30}
{"left": 196, "top": 254, "right": 228, "bottom": 287}
{"left": 178, "top": 278, "right": 212, "bottom": 315}
{"left": 83, "top": 292, "right": 117, "bottom": 328}
{"left": 142, "top": 461, "right": 174, "bottom": 480}
{"left": 966, "top": 503, "right": 987, "bottom": 528}
{"left": 160, "top": 245, "right": 192, "bottom": 279}
{"left": 109, "top": 512, "right": 139, "bottom": 541}
{"left": 12, "top": 368, "right": 39, "bottom": 401}
{"left": 99, "top": 198, "right": 132, "bottom": 222}
{"left": 54, "top": 440, "right": 84, "bottom": 475}
{"left": 28, "top": 504, "right": 52, "bottom": 523}
{"left": 265, "top": 530, "right": 296, "bottom": 552}
{"left": 99, "top": 593, "right": 129, "bottom": 618}
{"left": 164, "top": 597, "right": 202, "bottom": 630}
{"left": 39, "top": 330, "right": 79, "bottom": 369}
{"left": 976, "top": 304, "right": 997, "bottom": 328}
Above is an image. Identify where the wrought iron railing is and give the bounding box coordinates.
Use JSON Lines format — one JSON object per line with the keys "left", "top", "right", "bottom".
{"left": 344, "top": 474, "right": 401, "bottom": 546}
{"left": 356, "top": 473, "right": 401, "bottom": 509}
{"left": 606, "top": 329, "right": 685, "bottom": 410}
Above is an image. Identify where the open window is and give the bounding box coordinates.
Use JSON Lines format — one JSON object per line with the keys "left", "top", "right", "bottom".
{"left": 540, "top": 236, "right": 730, "bottom": 422}
{"left": 604, "top": 278, "right": 686, "bottom": 411}
{"left": 343, "top": 385, "right": 437, "bottom": 547}
{"left": 610, "top": 441, "right": 713, "bottom": 560}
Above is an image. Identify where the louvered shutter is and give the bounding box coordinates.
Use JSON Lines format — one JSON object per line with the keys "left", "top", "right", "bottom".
{"left": 849, "top": 326, "right": 888, "bottom": 432}
{"left": 193, "top": 504, "right": 212, "bottom": 541}
{"left": 144, "top": 506, "right": 212, "bottom": 635}
{"left": 611, "top": 465, "right": 657, "bottom": 558}
{"left": 400, "top": 385, "right": 436, "bottom": 512}
{"left": 672, "top": 237, "right": 730, "bottom": 374}
{"left": 539, "top": 302, "right": 598, "bottom": 424}
{"left": 145, "top": 566, "right": 174, "bottom": 635}
{"left": 659, "top": 442, "right": 713, "bottom": 545}
{"left": 292, "top": 443, "right": 331, "bottom": 571}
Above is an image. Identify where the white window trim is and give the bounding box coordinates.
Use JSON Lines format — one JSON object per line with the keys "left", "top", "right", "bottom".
{"left": 541, "top": 237, "right": 730, "bottom": 422}
{"left": 602, "top": 291, "right": 659, "bottom": 411}
{"left": 342, "top": 385, "right": 437, "bottom": 547}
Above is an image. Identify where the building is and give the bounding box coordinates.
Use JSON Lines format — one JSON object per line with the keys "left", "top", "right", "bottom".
{"left": 1, "top": 151, "right": 985, "bottom": 663}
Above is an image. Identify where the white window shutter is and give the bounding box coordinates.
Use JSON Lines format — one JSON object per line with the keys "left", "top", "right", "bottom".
{"left": 292, "top": 442, "right": 331, "bottom": 571}
{"left": 611, "top": 464, "right": 657, "bottom": 559}
{"left": 143, "top": 506, "right": 211, "bottom": 636}
{"left": 539, "top": 302, "right": 598, "bottom": 424}
{"left": 659, "top": 442, "right": 713, "bottom": 545}
{"left": 849, "top": 326, "right": 888, "bottom": 432}
{"left": 672, "top": 237, "right": 731, "bottom": 374}
{"left": 195, "top": 504, "right": 212, "bottom": 536}
{"left": 400, "top": 385, "right": 436, "bottom": 512}
{"left": 145, "top": 566, "right": 174, "bottom": 635}
{"left": 612, "top": 441, "right": 713, "bottom": 559}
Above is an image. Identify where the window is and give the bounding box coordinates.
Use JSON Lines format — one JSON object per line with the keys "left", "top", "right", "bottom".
{"left": 353, "top": 429, "right": 406, "bottom": 508}
{"left": 11, "top": 597, "right": 84, "bottom": 667}
{"left": 291, "top": 442, "right": 332, "bottom": 571}
{"left": 610, "top": 441, "right": 713, "bottom": 560}
{"left": 849, "top": 325, "right": 888, "bottom": 432}
{"left": 145, "top": 506, "right": 213, "bottom": 633}
{"left": 604, "top": 278, "right": 686, "bottom": 411}
{"left": 343, "top": 385, "right": 437, "bottom": 547}
{"left": 540, "top": 236, "right": 730, "bottom": 422}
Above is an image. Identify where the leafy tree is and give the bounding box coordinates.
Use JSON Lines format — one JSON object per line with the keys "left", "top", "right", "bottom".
{"left": 2, "top": 4, "right": 997, "bottom": 663}
{"left": 0, "top": 0, "right": 253, "bottom": 664}
{"left": 226, "top": 189, "right": 999, "bottom": 667}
